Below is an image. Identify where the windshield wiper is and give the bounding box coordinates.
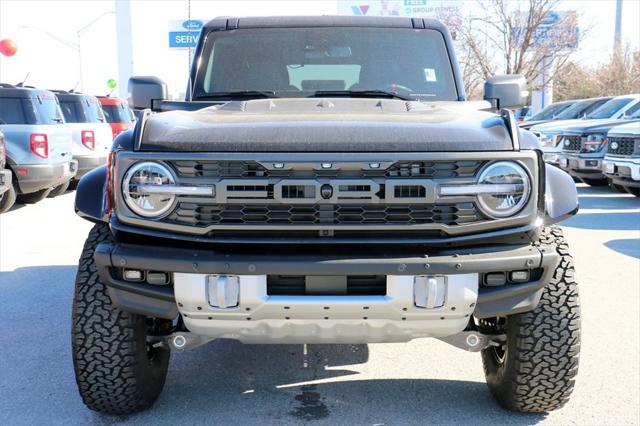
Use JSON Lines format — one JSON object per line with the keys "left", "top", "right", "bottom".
{"left": 309, "top": 90, "right": 413, "bottom": 101}
{"left": 197, "top": 90, "right": 280, "bottom": 100}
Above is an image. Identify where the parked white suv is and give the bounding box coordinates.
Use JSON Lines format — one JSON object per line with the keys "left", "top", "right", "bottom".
{"left": 54, "top": 91, "right": 112, "bottom": 184}
{"left": 530, "top": 94, "right": 640, "bottom": 165}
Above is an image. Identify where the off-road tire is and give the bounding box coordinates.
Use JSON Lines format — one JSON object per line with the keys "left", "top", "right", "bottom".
{"left": 72, "top": 223, "right": 170, "bottom": 415}
{"left": 0, "top": 180, "right": 17, "bottom": 213}
{"left": 580, "top": 177, "right": 607, "bottom": 187}
{"left": 481, "top": 226, "right": 580, "bottom": 412}
{"left": 17, "top": 187, "right": 51, "bottom": 204}
{"left": 48, "top": 180, "right": 70, "bottom": 197}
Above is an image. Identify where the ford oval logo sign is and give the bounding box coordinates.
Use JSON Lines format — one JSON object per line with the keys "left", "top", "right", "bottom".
{"left": 182, "top": 20, "right": 203, "bottom": 30}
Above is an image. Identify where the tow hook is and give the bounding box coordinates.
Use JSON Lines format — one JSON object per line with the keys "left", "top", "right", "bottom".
{"left": 149, "top": 332, "right": 215, "bottom": 352}
{"left": 437, "top": 331, "right": 505, "bottom": 352}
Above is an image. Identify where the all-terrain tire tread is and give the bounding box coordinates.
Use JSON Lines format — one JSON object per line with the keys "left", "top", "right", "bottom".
{"left": 71, "top": 223, "right": 168, "bottom": 415}
{"left": 482, "top": 226, "right": 581, "bottom": 413}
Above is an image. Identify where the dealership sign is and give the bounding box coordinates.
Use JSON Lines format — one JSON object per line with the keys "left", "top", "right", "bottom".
{"left": 338, "top": 0, "right": 462, "bottom": 24}
{"left": 168, "top": 19, "right": 205, "bottom": 48}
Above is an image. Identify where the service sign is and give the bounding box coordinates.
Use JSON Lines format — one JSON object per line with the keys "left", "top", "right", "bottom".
{"left": 168, "top": 19, "right": 205, "bottom": 49}
{"left": 337, "top": 0, "right": 462, "bottom": 25}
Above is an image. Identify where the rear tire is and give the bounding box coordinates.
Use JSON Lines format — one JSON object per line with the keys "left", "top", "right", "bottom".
{"left": 72, "top": 223, "right": 170, "bottom": 415}
{"left": 48, "top": 180, "right": 70, "bottom": 197}
{"left": 0, "top": 180, "right": 17, "bottom": 213}
{"left": 17, "top": 187, "right": 51, "bottom": 204}
{"left": 580, "top": 177, "right": 607, "bottom": 186}
{"left": 481, "top": 226, "right": 580, "bottom": 412}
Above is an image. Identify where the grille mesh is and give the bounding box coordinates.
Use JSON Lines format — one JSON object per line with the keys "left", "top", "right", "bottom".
{"left": 561, "top": 135, "right": 582, "bottom": 152}
{"left": 168, "top": 203, "right": 479, "bottom": 226}
{"left": 607, "top": 137, "right": 637, "bottom": 156}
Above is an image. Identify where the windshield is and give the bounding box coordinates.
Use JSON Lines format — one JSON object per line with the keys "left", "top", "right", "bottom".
{"left": 102, "top": 104, "right": 134, "bottom": 124}
{"left": 623, "top": 102, "right": 640, "bottom": 118}
{"left": 555, "top": 98, "right": 608, "bottom": 120}
{"left": 60, "top": 97, "right": 105, "bottom": 123}
{"left": 195, "top": 27, "right": 458, "bottom": 101}
{"left": 586, "top": 98, "right": 635, "bottom": 119}
{"left": 528, "top": 102, "right": 572, "bottom": 121}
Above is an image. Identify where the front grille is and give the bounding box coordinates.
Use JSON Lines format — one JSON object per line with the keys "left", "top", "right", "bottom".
{"left": 607, "top": 137, "right": 637, "bottom": 156}
{"left": 170, "top": 160, "right": 483, "bottom": 179}
{"left": 167, "top": 203, "right": 479, "bottom": 226}
{"left": 561, "top": 135, "right": 582, "bottom": 152}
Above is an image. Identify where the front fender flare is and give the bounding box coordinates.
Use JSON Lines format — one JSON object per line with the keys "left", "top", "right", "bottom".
{"left": 75, "top": 165, "right": 109, "bottom": 223}
{"left": 544, "top": 164, "right": 579, "bottom": 225}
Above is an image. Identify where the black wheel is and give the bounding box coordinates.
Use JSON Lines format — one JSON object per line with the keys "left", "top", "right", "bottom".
{"left": 72, "top": 223, "right": 170, "bottom": 415}
{"left": 580, "top": 177, "right": 608, "bottom": 186}
{"left": 481, "top": 226, "right": 580, "bottom": 412}
{"left": 0, "top": 180, "right": 17, "bottom": 213}
{"left": 17, "top": 187, "right": 51, "bottom": 204}
{"left": 624, "top": 186, "right": 640, "bottom": 197}
{"left": 48, "top": 180, "right": 70, "bottom": 197}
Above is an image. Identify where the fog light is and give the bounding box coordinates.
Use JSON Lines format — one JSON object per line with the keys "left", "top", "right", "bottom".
{"left": 510, "top": 270, "right": 530, "bottom": 283}
{"left": 484, "top": 272, "right": 506, "bottom": 287}
{"left": 123, "top": 269, "right": 143, "bottom": 282}
{"left": 586, "top": 160, "right": 598, "bottom": 167}
{"left": 147, "top": 272, "right": 169, "bottom": 285}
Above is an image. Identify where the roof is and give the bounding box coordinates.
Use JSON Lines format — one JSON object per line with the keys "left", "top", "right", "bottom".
{"left": 97, "top": 96, "right": 127, "bottom": 106}
{"left": 52, "top": 91, "right": 100, "bottom": 102}
{"left": 0, "top": 85, "right": 57, "bottom": 99}
{"left": 204, "top": 15, "right": 448, "bottom": 32}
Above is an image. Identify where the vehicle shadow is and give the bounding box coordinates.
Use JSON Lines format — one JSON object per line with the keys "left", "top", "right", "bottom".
{"left": 604, "top": 239, "right": 640, "bottom": 259}
{"left": 109, "top": 340, "right": 546, "bottom": 425}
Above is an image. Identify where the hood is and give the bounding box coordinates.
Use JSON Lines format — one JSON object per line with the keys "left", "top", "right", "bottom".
{"left": 562, "top": 118, "right": 638, "bottom": 135}
{"left": 139, "top": 98, "right": 513, "bottom": 152}
{"left": 529, "top": 118, "right": 587, "bottom": 133}
{"left": 608, "top": 121, "right": 640, "bottom": 137}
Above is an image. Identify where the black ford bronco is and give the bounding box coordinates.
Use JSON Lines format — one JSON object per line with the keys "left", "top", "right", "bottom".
{"left": 72, "top": 16, "right": 581, "bottom": 415}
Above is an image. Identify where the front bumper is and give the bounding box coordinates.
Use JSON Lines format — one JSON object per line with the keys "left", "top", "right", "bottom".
{"left": 0, "top": 169, "right": 12, "bottom": 195}
{"left": 603, "top": 157, "right": 640, "bottom": 187}
{"left": 559, "top": 153, "right": 605, "bottom": 179}
{"left": 95, "top": 241, "right": 559, "bottom": 343}
{"left": 74, "top": 155, "right": 107, "bottom": 180}
{"left": 15, "top": 160, "right": 77, "bottom": 194}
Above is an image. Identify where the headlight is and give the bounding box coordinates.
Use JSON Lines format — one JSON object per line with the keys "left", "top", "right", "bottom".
{"left": 122, "top": 162, "right": 177, "bottom": 218}
{"left": 476, "top": 161, "right": 531, "bottom": 218}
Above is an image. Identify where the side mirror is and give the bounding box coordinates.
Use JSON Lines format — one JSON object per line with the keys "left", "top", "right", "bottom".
{"left": 128, "top": 76, "right": 168, "bottom": 110}
{"left": 484, "top": 75, "right": 528, "bottom": 110}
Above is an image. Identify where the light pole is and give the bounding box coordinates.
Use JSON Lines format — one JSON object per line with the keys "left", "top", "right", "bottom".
{"left": 19, "top": 11, "right": 113, "bottom": 92}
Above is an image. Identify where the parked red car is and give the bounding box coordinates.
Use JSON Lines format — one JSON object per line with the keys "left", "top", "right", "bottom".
{"left": 97, "top": 96, "right": 136, "bottom": 138}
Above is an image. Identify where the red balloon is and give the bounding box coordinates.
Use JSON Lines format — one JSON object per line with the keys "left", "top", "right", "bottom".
{"left": 0, "top": 39, "right": 17, "bottom": 57}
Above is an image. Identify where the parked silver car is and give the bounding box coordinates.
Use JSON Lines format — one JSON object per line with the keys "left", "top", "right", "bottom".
{"left": 0, "top": 85, "right": 77, "bottom": 210}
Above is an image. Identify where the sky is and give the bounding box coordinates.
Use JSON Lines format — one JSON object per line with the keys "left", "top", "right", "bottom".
{"left": 0, "top": 0, "right": 638, "bottom": 100}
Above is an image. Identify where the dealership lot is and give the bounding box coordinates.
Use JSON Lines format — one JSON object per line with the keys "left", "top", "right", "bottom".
{"left": 0, "top": 185, "right": 638, "bottom": 425}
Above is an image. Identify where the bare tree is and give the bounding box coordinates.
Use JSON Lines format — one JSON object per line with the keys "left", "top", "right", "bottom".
{"left": 458, "top": 0, "right": 583, "bottom": 97}
{"left": 554, "top": 46, "right": 640, "bottom": 100}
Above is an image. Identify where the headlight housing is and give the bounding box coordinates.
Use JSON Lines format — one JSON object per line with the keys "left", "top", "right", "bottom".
{"left": 122, "top": 161, "right": 177, "bottom": 218}
{"left": 476, "top": 161, "right": 531, "bottom": 218}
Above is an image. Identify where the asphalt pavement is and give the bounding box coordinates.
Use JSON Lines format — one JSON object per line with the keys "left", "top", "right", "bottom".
{"left": 1, "top": 184, "right": 639, "bottom": 425}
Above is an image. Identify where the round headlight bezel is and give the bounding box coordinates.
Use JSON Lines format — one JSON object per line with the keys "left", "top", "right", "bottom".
{"left": 122, "top": 161, "right": 177, "bottom": 218}
{"left": 476, "top": 161, "right": 531, "bottom": 219}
